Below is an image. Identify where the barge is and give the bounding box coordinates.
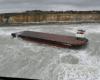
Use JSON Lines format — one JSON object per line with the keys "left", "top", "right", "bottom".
{"left": 11, "top": 30, "right": 88, "bottom": 48}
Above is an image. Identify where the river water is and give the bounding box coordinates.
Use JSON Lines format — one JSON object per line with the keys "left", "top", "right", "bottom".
{"left": 0, "top": 23, "right": 100, "bottom": 80}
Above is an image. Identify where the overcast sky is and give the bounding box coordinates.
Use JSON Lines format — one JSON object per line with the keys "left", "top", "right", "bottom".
{"left": 0, "top": 0, "right": 100, "bottom": 13}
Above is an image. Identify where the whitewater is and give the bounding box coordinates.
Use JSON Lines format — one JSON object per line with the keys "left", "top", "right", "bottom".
{"left": 0, "top": 23, "right": 100, "bottom": 80}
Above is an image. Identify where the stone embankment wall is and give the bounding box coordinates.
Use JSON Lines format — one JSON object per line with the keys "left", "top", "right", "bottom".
{"left": 0, "top": 11, "right": 100, "bottom": 25}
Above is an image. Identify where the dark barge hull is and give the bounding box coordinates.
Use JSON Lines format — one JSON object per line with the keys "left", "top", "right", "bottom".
{"left": 0, "top": 76, "right": 39, "bottom": 80}
{"left": 11, "top": 31, "right": 88, "bottom": 48}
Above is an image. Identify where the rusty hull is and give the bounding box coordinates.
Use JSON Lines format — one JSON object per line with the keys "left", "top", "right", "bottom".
{"left": 11, "top": 31, "right": 88, "bottom": 48}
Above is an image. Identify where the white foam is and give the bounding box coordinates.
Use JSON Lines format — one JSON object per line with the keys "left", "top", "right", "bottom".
{"left": 0, "top": 26, "right": 43, "bottom": 37}
{"left": 0, "top": 24, "right": 100, "bottom": 80}
{"left": 53, "top": 64, "right": 99, "bottom": 80}
{"left": 0, "top": 30, "right": 11, "bottom": 36}
{"left": 63, "top": 64, "right": 99, "bottom": 80}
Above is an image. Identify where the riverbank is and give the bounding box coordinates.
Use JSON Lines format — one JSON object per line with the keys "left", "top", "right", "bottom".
{"left": 0, "top": 10, "right": 100, "bottom": 26}
{"left": 0, "top": 21, "right": 100, "bottom": 27}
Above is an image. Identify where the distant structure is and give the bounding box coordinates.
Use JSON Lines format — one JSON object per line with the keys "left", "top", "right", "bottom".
{"left": 0, "top": 10, "right": 100, "bottom": 25}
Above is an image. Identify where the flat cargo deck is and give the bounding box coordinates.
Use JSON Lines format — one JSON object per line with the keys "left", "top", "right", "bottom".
{"left": 11, "top": 31, "right": 88, "bottom": 48}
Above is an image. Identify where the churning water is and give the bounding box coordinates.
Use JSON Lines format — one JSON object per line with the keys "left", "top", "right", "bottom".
{"left": 0, "top": 23, "right": 100, "bottom": 80}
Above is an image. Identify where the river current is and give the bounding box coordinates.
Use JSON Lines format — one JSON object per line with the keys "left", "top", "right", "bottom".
{"left": 0, "top": 23, "right": 100, "bottom": 80}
